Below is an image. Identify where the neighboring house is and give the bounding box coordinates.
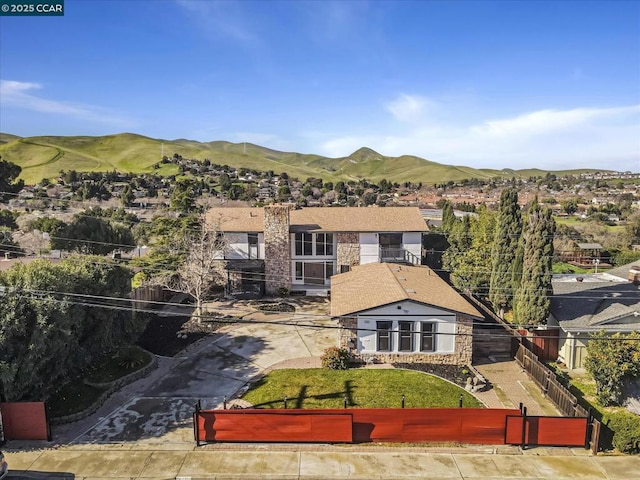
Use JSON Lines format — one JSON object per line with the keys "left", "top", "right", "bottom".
{"left": 206, "top": 205, "right": 428, "bottom": 296}
{"left": 548, "top": 263, "right": 640, "bottom": 369}
{"left": 330, "top": 262, "right": 483, "bottom": 365}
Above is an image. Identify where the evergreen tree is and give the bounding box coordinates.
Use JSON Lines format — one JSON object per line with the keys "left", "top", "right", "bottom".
{"left": 441, "top": 201, "right": 457, "bottom": 231}
{"left": 443, "top": 206, "right": 495, "bottom": 297}
{"left": 514, "top": 203, "right": 556, "bottom": 325}
{"left": 489, "top": 188, "right": 522, "bottom": 314}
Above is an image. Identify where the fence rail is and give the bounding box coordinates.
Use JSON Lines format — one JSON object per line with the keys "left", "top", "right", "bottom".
{"left": 515, "top": 344, "right": 589, "bottom": 418}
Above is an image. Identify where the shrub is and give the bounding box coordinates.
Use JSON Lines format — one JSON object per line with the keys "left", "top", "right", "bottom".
{"left": 321, "top": 347, "right": 352, "bottom": 370}
{"left": 605, "top": 411, "right": 640, "bottom": 454}
{"left": 277, "top": 287, "right": 290, "bottom": 297}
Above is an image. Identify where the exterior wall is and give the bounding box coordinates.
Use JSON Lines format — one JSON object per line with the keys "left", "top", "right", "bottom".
{"left": 264, "top": 205, "right": 292, "bottom": 294}
{"left": 339, "top": 301, "right": 473, "bottom": 366}
{"left": 359, "top": 233, "right": 379, "bottom": 264}
{"left": 336, "top": 233, "right": 360, "bottom": 270}
{"left": 403, "top": 232, "right": 422, "bottom": 265}
{"left": 558, "top": 331, "right": 588, "bottom": 369}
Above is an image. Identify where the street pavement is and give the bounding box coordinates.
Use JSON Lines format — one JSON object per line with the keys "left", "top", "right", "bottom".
{"left": 5, "top": 444, "right": 640, "bottom": 479}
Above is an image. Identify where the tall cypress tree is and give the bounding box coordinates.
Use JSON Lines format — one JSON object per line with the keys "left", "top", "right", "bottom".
{"left": 489, "top": 188, "right": 522, "bottom": 315}
{"left": 514, "top": 203, "right": 556, "bottom": 326}
{"left": 441, "top": 201, "right": 457, "bottom": 231}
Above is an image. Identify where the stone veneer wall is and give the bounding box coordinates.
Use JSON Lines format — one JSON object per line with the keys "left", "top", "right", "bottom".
{"left": 264, "top": 205, "right": 292, "bottom": 295}
{"left": 341, "top": 314, "right": 473, "bottom": 366}
{"left": 336, "top": 233, "right": 360, "bottom": 269}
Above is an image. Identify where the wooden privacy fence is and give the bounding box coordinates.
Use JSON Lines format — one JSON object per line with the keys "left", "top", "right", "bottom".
{"left": 0, "top": 402, "right": 51, "bottom": 441}
{"left": 515, "top": 343, "right": 589, "bottom": 418}
{"left": 194, "top": 406, "right": 592, "bottom": 449}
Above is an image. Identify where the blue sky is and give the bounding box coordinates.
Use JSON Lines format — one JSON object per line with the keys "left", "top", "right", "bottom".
{"left": 1, "top": 0, "right": 639, "bottom": 171}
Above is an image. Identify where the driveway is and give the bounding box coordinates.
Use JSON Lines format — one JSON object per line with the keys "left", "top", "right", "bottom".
{"left": 69, "top": 299, "right": 337, "bottom": 445}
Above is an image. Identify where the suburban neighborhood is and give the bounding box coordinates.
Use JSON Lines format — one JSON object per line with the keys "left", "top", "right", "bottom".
{"left": 2, "top": 1, "right": 640, "bottom": 479}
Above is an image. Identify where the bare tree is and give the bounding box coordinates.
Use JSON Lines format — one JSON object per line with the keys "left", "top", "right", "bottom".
{"left": 160, "top": 217, "right": 226, "bottom": 323}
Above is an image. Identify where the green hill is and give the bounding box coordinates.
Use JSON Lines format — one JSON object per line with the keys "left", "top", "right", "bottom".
{"left": 0, "top": 132, "right": 609, "bottom": 185}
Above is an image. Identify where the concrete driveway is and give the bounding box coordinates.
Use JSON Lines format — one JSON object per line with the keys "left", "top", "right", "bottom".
{"left": 70, "top": 300, "right": 337, "bottom": 445}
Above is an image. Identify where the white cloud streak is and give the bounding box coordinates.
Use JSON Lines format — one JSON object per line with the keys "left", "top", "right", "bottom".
{"left": 0, "top": 80, "right": 134, "bottom": 128}
{"left": 321, "top": 95, "right": 640, "bottom": 172}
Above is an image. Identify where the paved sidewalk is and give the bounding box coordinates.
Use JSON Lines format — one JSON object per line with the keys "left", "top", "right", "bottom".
{"left": 5, "top": 444, "right": 638, "bottom": 479}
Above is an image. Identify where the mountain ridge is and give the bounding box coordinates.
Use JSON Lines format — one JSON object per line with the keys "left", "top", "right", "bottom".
{"left": 0, "top": 132, "right": 613, "bottom": 185}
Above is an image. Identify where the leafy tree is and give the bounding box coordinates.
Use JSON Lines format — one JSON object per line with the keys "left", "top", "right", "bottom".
{"left": 584, "top": 331, "right": 640, "bottom": 406}
{"left": 170, "top": 178, "right": 200, "bottom": 212}
{"left": 0, "top": 227, "right": 22, "bottom": 257}
{"left": 0, "top": 257, "right": 144, "bottom": 401}
{"left": 489, "top": 189, "right": 522, "bottom": 314}
{"left": 361, "top": 191, "right": 377, "bottom": 206}
{"left": 0, "top": 158, "right": 25, "bottom": 202}
{"left": 444, "top": 206, "right": 496, "bottom": 297}
{"left": 218, "top": 173, "right": 232, "bottom": 192}
{"left": 513, "top": 202, "right": 555, "bottom": 325}
{"left": 120, "top": 184, "right": 135, "bottom": 207}
{"left": 51, "top": 215, "right": 134, "bottom": 255}
{"left": 561, "top": 198, "right": 578, "bottom": 215}
{"left": 0, "top": 209, "right": 19, "bottom": 229}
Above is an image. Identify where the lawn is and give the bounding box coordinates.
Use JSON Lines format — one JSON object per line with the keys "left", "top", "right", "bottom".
{"left": 241, "top": 368, "right": 483, "bottom": 409}
{"left": 48, "top": 381, "right": 107, "bottom": 418}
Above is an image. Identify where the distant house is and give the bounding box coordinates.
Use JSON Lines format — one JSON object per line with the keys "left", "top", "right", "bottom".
{"left": 547, "top": 263, "right": 640, "bottom": 369}
{"left": 330, "top": 263, "right": 483, "bottom": 365}
{"left": 205, "top": 205, "right": 428, "bottom": 296}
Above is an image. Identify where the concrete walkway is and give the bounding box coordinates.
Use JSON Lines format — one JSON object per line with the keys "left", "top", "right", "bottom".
{"left": 5, "top": 444, "right": 638, "bottom": 479}
{"left": 474, "top": 357, "right": 560, "bottom": 416}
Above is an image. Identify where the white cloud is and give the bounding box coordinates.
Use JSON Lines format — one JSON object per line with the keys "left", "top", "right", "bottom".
{"left": 176, "top": 0, "right": 260, "bottom": 47}
{"left": 0, "top": 80, "right": 134, "bottom": 127}
{"left": 320, "top": 103, "right": 640, "bottom": 171}
{"left": 386, "top": 94, "right": 435, "bottom": 123}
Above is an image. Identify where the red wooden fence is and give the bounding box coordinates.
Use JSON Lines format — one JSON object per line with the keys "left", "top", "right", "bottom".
{"left": 0, "top": 402, "right": 50, "bottom": 441}
{"left": 505, "top": 416, "right": 588, "bottom": 447}
{"left": 195, "top": 408, "right": 521, "bottom": 445}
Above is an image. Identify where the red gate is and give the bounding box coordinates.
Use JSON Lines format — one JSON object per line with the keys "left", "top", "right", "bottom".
{"left": 0, "top": 402, "right": 51, "bottom": 441}
{"left": 505, "top": 415, "right": 588, "bottom": 447}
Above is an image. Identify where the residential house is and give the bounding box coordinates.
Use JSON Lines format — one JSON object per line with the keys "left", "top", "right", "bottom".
{"left": 548, "top": 263, "right": 640, "bottom": 369}
{"left": 205, "top": 205, "right": 428, "bottom": 296}
{"left": 331, "top": 262, "right": 483, "bottom": 365}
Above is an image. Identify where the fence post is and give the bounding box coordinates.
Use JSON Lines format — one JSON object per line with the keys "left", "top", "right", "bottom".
{"left": 459, "top": 394, "right": 463, "bottom": 408}
{"left": 223, "top": 397, "right": 226, "bottom": 410}
{"left": 344, "top": 396, "right": 348, "bottom": 409}
{"left": 543, "top": 370, "right": 550, "bottom": 397}
{"left": 402, "top": 395, "right": 405, "bottom": 409}
{"left": 284, "top": 396, "right": 288, "bottom": 409}
{"left": 519, "top": 402, "right": 523, "bottom": 414}
{"left": 521, "top": 406, "right": 528, "bottom": 450}
{"left": 194, "top": 401, "right": 201, "bottom": 447}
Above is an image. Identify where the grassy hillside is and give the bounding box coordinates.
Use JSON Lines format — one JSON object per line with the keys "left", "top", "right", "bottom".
{"left": 0, "top": 132, "right": 611, "bottom": 185}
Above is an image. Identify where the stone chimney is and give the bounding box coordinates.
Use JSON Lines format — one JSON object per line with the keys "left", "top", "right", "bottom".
{"left": 264, "top": 205, "right": 292, "bottom": 295}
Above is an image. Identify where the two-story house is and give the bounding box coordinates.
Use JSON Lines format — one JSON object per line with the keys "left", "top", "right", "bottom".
{"left": 205, "top": 205, "right": 428, "bottom": 296}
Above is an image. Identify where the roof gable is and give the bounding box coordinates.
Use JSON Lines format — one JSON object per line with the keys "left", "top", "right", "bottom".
{"left": 330, "top": 263, "right": 482, "bottom": 318}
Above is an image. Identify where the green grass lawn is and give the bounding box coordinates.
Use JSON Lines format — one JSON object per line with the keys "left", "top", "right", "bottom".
{"left": 241, "top": 368, "right": 483, "bottom": 409}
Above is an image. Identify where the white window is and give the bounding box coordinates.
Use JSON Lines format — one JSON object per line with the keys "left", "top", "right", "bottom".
{"left": 420, "top": 322, "right": 436, "bottom": 352}
{"left": 377, "top": 321, "right": 392, "bottom": 351}
{"left": 398, "top": 321, "right": 414, "bottom": 352}
{"left": 294, "top": 233, "right": 335, "bottom": 257}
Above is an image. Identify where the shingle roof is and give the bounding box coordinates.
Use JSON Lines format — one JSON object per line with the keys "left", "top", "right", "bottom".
{"left": 550, "top": 279, "right": 640, "bottom": 331}
{"left": 330, "top": 263, "right": 483, "bottom": 318}
{"left": 205, "top": 206, "right": 429, "bottom": 233}
{"left": 577, "top": 243, "right": 603, "bottom": 250}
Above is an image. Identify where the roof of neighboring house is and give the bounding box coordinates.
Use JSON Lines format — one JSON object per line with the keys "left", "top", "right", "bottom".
{"left": 577, "top": 243, "right": 603, "bottom": 250}
{"left": 330, "top": 262, "right": 483, "bottom": 318}
{"left": 205, "top": 206, "right": 429, "bottom": 233}
{"left": 550, "top": 268, "right": 640, "bottom": 331}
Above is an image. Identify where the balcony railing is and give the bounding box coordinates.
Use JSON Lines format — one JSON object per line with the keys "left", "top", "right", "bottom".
{"left": 379, "top": 247, "right": 420, "bottom": 265}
